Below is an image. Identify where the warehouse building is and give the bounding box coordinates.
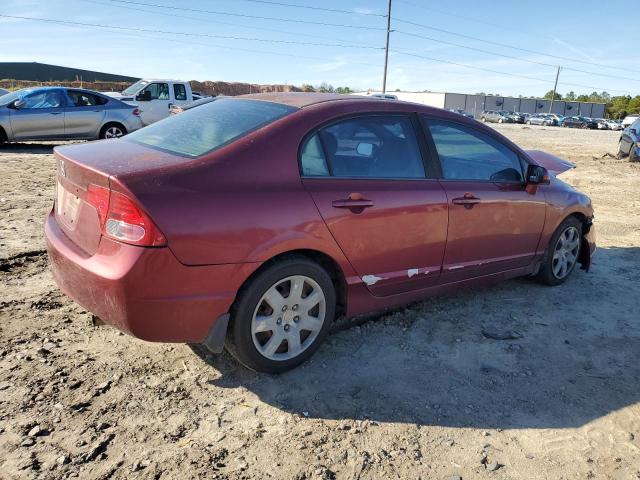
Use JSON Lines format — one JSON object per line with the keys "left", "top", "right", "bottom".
{"left": 356, "top": 91, "right": 607, "bottom": 119}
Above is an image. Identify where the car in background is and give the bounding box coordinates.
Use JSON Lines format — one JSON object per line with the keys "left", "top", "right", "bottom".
{"left": 448, "top": 108, "right": 474, "bottom": 119}
{"left": 480, "top": 110, "right": 513, "bottom": 123}
{"left": 526, "top": 114, "right": 555, "bottom": 126}
{"left": 502, "top": 111, "right": 525, "bottom": 123}
{"left": 622, "top": 115, "right": 639, "bottom": 127}
{"left": 169, "top": 95, "right": 217, "bottom": 115}
{"left": 595, "top": 118, "right": 610, "bottom": 130}
{"left": 606, "top": 119, "right": 623, "bottom": 131}
{"left": 104, "top": 79, "right": 193, "bottom": 125}
{"left": 562, "top": 116, "right": 597, "bottom": 129}
{"left": 0, "top": 88, "right": 9, "bottom": 97}
{"left": 370, "top": 93, "right": 398, "bottom": 100}
{"left": 45, "top": 93, "right": 595, "bottom": 373}
{"left": 0, "top": 87, "right": 143, "bottom": 143}
{"left": 547, "top": 114, "right": 564, "bottom": 125}
{"left": 617, "top": 118, "right": 640, "bottom": 161}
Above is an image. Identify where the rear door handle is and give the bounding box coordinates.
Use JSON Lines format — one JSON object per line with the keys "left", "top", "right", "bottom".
{"left": 452, "top": 195, "right": 481, "bottom": 209}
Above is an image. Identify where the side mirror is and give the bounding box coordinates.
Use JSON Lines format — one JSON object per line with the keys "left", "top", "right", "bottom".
{"left": 630, "top": 128, "right": 637, "bottom": 136}
{"left": 136, "top": 90, "right": 151, "bottom": 102}
{"left": 526, "top": 164, "right": 550, "bottom": 185}
{"left": 11, "top": 99, "right": 26, "bottom": 109}
{"left": 356, "top": 142, "right": 374, "bottom": 157}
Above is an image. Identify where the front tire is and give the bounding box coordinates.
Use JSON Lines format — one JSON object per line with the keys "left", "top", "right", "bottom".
{"left": 226, "top": 257, "right": 336, "bottom": 373}
{"left": 617, "top": 141, "right": 628, "bottom": 159}
{"left": 537, "top": 217, "right": 582, "bottom": 286}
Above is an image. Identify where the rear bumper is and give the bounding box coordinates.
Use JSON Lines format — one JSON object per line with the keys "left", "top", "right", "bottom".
{"left": 45, "top": 210, "right": 259, "bottom": 343}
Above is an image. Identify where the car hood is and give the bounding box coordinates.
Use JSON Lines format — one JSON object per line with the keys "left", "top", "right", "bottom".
{"left": 525, "top": 150, "right": 575, "bottom": 175}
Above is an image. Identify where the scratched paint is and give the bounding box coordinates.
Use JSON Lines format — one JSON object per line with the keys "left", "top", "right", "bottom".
{"left": 362, "top": 275, "right": 383, "bottom": 286}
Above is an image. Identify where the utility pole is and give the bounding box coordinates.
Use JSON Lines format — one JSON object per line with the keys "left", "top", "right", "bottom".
{"left": 549, "top": 66, "right": 561, "bottom": 114}
{"left": 382, "top": 0, "right": 392, "bottom": 93}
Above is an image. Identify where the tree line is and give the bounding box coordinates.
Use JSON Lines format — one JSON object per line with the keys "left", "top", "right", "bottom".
{"left": 543, "top": 90, "right": 640, "bottom": 119}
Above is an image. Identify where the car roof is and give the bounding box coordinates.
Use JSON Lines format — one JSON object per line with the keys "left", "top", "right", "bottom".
{"left": 238, "top": 92, "right": 383, "bottom": 109}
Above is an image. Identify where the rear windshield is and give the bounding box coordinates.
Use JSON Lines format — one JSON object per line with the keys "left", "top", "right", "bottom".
{"left": 126, "top": 98, "right": 297, "bottom": 157}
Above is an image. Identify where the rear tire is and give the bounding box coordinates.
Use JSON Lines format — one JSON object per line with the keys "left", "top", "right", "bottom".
{"left": 537, "top": 217, "right": 582, "bottom": 286}
{"left": 99, "top": 123, "right": 127, "bottom": 139}
{"left": 0, "top": 127, "right": 6, "bottom": 143}
{"left": 225, "top": 257, "right": 336, "bottom": 373}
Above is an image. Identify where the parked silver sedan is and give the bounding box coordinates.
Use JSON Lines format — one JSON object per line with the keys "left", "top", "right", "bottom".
{"left": 0, "top": 87, "right": 143, "bottom": 143}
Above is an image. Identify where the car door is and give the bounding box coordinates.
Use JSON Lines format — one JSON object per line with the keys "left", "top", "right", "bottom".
{"left": 9, "top": 89, "right": 65, "bottom": 139}
{"left": 137, "top": 82, "right": 170, "bottom": 125}
{"left": 421, "top": 116, "right": 546, "bottom": 283}
{"left": 64, "top": 90, "right": 107, "bottom": 138}
{"left": 300, "top": 114, "right": 448, "bottom": 296}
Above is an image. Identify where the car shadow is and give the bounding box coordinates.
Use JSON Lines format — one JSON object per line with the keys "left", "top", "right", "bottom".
{"left": 192, "top": 246, "right": 640, "bottom": 430}
{"left": 0, "top": 141, "right": 79, "bottom": 154}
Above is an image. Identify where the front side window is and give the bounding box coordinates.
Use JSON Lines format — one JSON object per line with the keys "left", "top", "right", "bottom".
{"left": 127, "top": 97, "right": 297, "bottom": 158}
{"left": 67, "top": 91, "right": 108, "bottom": 107}
{"left": 142, "top": 83, "right": 169, "bottom": 100}
{"left": 301, "top": 115, "right": 425, "bottom": 179}
{"left": 173, "top": 84, "right": 187, "bottom": 101}
{"left": 22, "top": 90, "right": 64, "bottom": 109}
{"left": 425, "top": 118, "right": 523, "bottom": 182}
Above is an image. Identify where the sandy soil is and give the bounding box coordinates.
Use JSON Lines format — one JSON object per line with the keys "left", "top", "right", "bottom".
{"left": 1, "top": 124, "right": 639, "bottom": 480}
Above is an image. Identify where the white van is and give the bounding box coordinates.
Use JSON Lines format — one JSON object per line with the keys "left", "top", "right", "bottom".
{"left": 104, "top": 79, "right": 193, "bottom": 125}
{"left": 622, "top": 115, "right": 639, "bottom": 127}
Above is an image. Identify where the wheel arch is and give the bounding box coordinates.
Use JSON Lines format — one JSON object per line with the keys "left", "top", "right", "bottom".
{"left": 0, "top": 124, "right": 7, "bottom": 142}
{"left": 234, "top": 249, "right": 348, "bottom": 319}
{"left": 567, "top": 211, "right": 593, "bottom": 271}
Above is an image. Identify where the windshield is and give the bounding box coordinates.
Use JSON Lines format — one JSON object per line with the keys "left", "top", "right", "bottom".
{"left": 0, "top": 88, "right": 30, "bottom": 106}
{"left": 126, "top": 97, "right": 298, "bottom": 157}
{"left": 122, "top": 80, "right": 149, "bottom": 95}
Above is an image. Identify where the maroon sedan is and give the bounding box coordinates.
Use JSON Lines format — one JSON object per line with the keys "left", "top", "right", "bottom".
{"left": 46, "top": 93, "right": 596, "bottom": 372}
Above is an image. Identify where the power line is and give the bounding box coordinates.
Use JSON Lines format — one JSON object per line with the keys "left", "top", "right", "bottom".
{"left": 83, "top": 0, "right": 380, "bottom": 49}
{"left": 393, "top": 17, "right": 640, "bottom": 75}
{"left": 394, "top": 30, "right": 640, "bottom": 84}
{"left": 100, "top": 0, "right": 385, "bottom": 30}
{"left": 0, "top": 14, "right": 384, "bottom": 50}
{"left": 224, "top": 0, "right": 384, "bottom": 16}
{"left": 391, "top": 49, "right": 634, "bottom": 94}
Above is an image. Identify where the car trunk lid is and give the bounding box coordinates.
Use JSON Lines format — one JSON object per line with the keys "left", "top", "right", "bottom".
{"left": 53, "top": 140, "right": 183, "bottom": 255}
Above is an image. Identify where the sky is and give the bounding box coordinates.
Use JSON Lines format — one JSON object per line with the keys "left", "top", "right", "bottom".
{"left": 0, "top": 0, "right": 637, "bottom": 98}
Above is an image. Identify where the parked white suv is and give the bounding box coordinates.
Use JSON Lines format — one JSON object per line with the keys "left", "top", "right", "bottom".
{"left": 104, "top": 79, "right": 193, "bottom": 125}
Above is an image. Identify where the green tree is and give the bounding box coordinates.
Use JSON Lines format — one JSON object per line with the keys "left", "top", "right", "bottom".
{"left": 543, "top": 90, "right": 562, "bottom": 100}
{"left": 300, "top": 84, "right": 315, "bottom": 92}
{"left": 317, "top": 82, "right": 335, "bottom": 93}
{"left": 335, "top": 86, "right": 352, "bottom": 94}
{"left": 564, "top": 91, "right": 576, "bottom": 101}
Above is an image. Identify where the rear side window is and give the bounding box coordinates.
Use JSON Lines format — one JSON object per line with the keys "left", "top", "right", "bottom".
{"left": 301, "top": 115, "right": 425, "bottom": 179}
{"left": 126, "top": 98, "right": 297, "bottom": 157}
{"left": 174, "top": 84, "right": 187, "bottom": 101}
{"left": 425, "top": 118, "right": 523, "bottom": 182}
{"left": 68, "top": 91, "right": 108, "bottom": 107}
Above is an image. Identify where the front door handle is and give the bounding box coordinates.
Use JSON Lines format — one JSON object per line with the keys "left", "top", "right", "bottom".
{"left": 332, "top": 193, "right": 374, "bottom": 213}
{"left": 452, "top": 194, "right": 481, "bottom": 209}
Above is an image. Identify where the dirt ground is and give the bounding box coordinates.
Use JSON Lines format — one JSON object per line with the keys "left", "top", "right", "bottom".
{"left": 1, "top": 124, "right": 639, "bottom": 480}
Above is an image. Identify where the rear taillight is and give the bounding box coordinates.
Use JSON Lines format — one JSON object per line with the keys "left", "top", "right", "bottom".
{"left": 85, "top": 184, "right": 166, "bottom": 247}
{"left": 132, "top": 108, "right": 141, "bottom": 116}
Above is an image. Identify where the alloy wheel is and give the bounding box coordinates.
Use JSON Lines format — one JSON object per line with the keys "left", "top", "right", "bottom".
{"left": 251, "top": 275, "right": 326, "bottom": 361}
{"left": 104, "top": 126, "right": 124, "bottom": 138}
{"left": 552, "top": 226, "right": 580, "bottom": 279}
